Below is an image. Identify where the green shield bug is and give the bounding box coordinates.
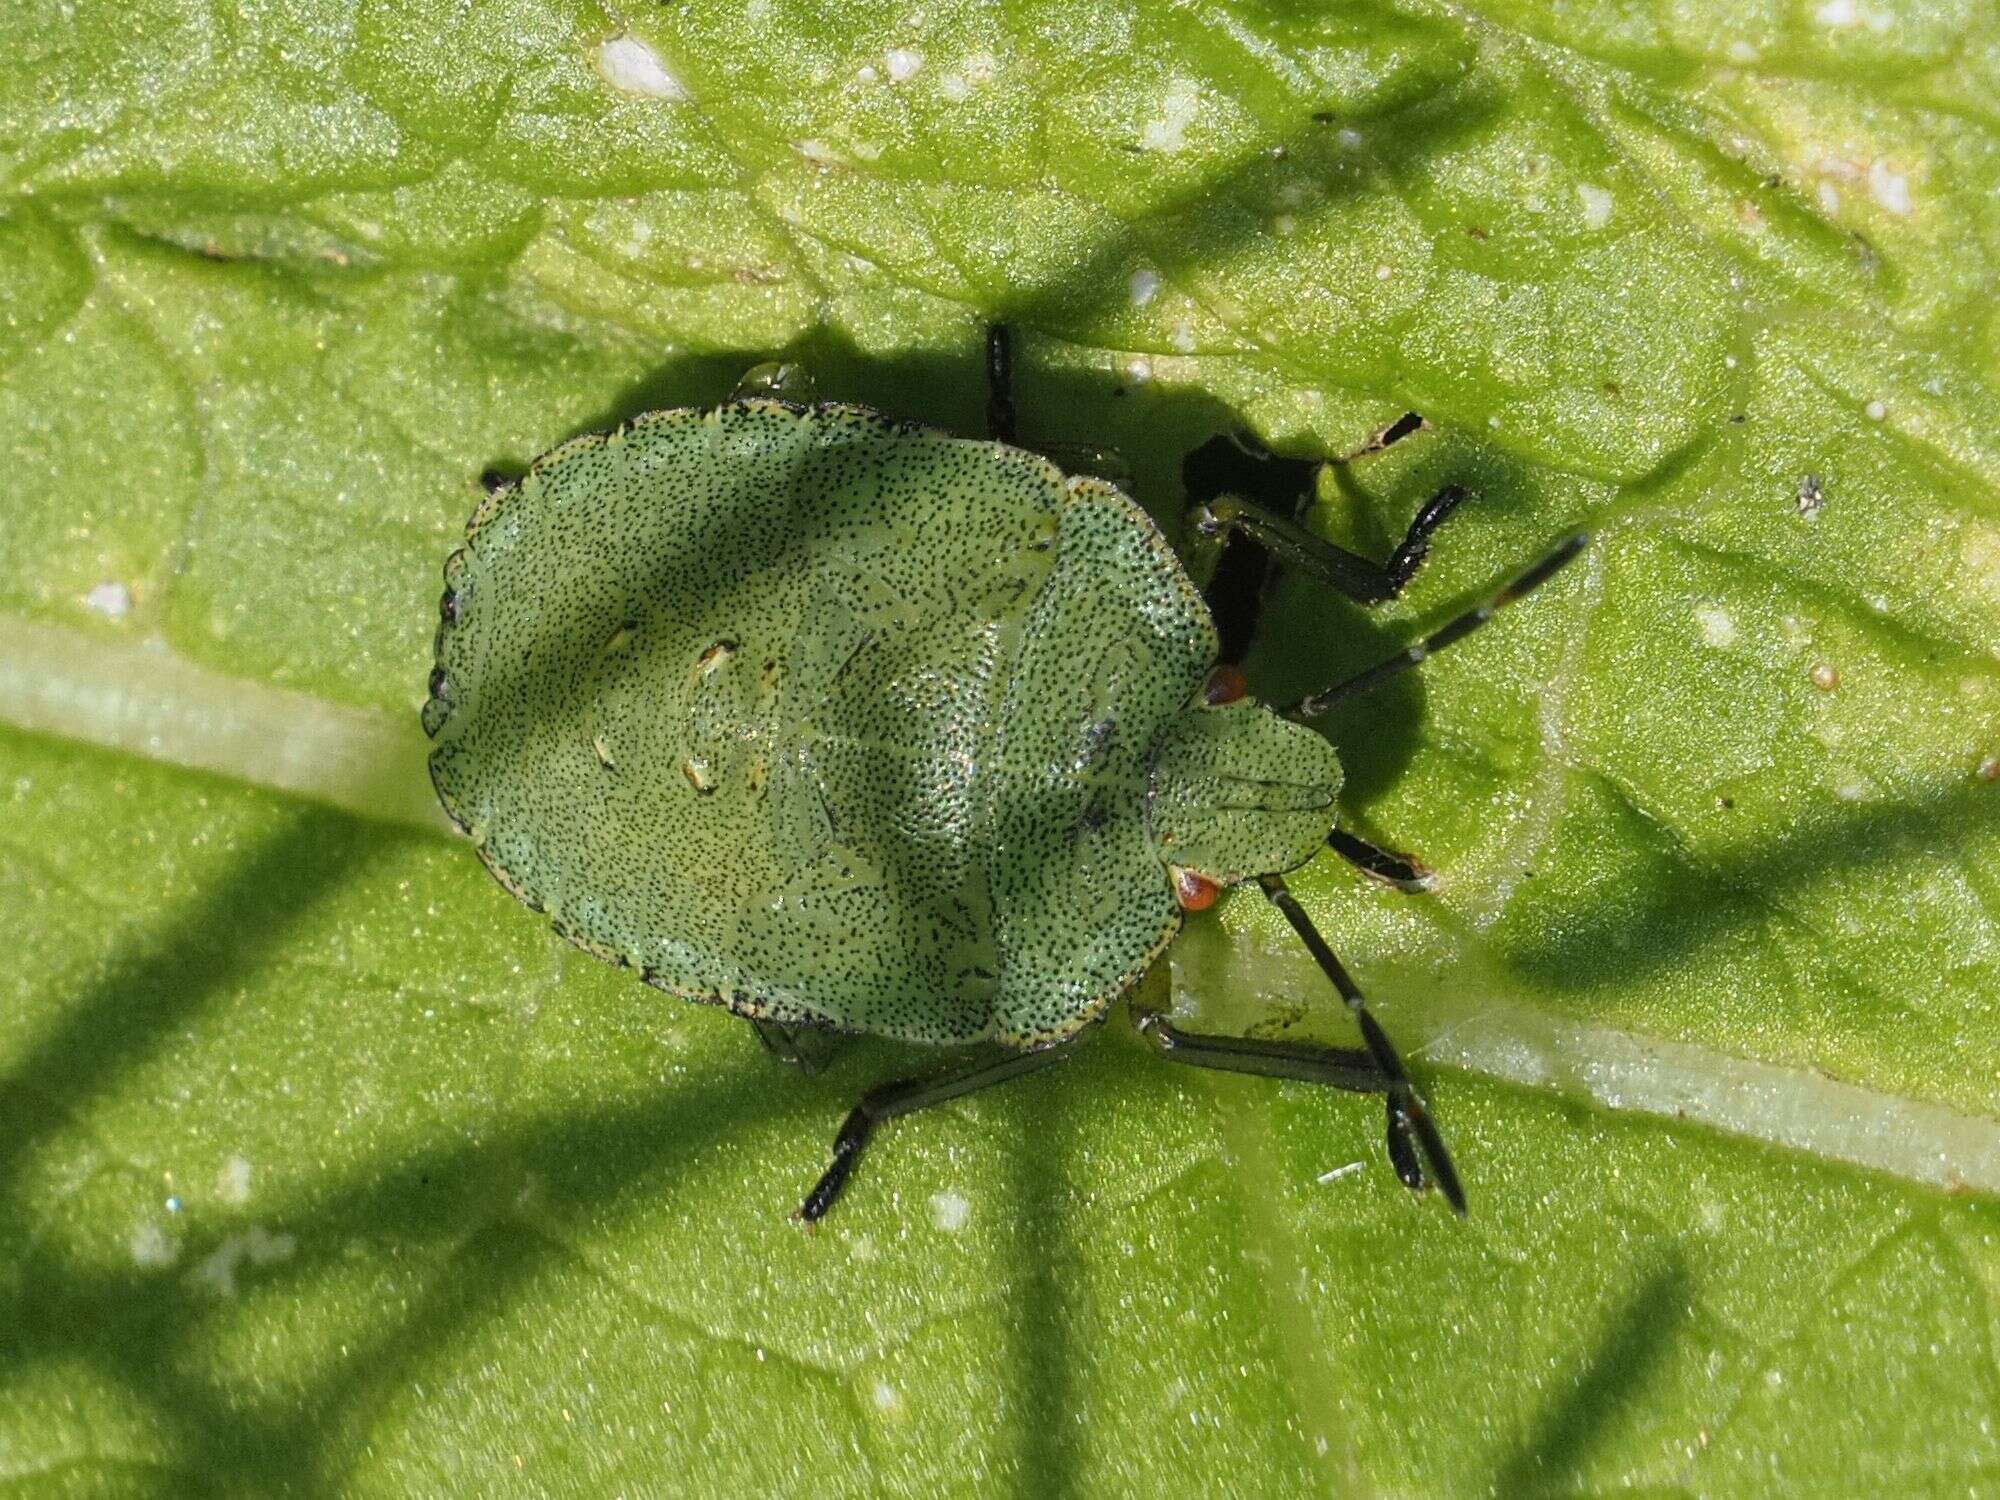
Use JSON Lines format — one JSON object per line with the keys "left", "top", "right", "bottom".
{"left": 423, "top": 327, "right": 1584, "bottom": 1222}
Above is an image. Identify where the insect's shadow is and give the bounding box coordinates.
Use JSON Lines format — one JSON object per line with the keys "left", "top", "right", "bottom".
{"left": 1494, "top": 1254, "right": 1694, "bottom": 1494}
{"left": 539, "top": 324, "right": 1534, "bottom": 822}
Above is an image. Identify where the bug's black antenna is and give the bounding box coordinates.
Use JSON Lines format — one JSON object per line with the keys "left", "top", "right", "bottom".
{"left": 1282, "top": 531, "right": 1588, "bottom": 721}
{"left": 1257, "top": 872, "right": 1465, "bottom": 1214}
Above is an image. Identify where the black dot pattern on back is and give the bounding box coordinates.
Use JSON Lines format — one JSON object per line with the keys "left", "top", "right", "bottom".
{"left": 426, "top": 401, "right": 1218, "bottom": 1047}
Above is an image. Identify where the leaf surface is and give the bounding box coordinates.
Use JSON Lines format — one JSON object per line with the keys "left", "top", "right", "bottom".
{"left": 4, "top": 1, "right": 1999, "bottom": 1492}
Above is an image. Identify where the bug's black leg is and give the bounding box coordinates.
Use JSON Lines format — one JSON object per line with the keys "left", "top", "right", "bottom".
{"left": 1258, "top": 871, "right": 1465, "bottom": 1213}
{"left": 1283, "top": 530, "right": 1589, "bottom": 720}
{"left": 750, "top": 1018, "right": 839, "bottom": 1075}
{"left": 1327, "top": 827, "right": 1434, "bottom": 892}
{"left": 1183, "top": 433, "right": 1320, "bottom": 664}
{"left": 1351, "top": 410, "right": 1425, "bottom": 458}
{"left": 985, "top": 324, "right": 1017, "bottom": 443}
{"left": 1132, "top": 1011, "right": 1428, "bottom": 1194}
{"left": 798, "top": 1040, "right": 1073, "bottom": 1223}
{"left": 1183, "top": 399, "right": 1466, "bottom": 613}
{"left": 1382, "top": 483, "right": 1472, "bottom": 594}
{"left": 1191, "top": 482, "right": 1476, "bottom": 606}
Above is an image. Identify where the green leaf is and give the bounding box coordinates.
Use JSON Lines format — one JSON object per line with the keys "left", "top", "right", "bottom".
{"left": 5, "top": 0, "right": 1999, "bottom": 1492}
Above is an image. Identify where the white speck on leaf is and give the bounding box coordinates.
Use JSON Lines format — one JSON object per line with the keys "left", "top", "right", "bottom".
{"left": 1128, "top": 268, "right": 1160, "bottom": 307}
{"left": 885, "top": 47, "right": 922, "bottom": 82}
{"left": 217, "top": 1155, "right": 252, "bottom": 1205}
{"left": 1140, "top": 76, "right": 1201, "bottom": 154}
{"left": 1810, "top": 662, "right": 1841, "bottom": 691}
{"left": 593, "top": 33, "right": 688, "bottom": 100}
{"left": 84, "top": 581, "right": 132, "bottom": 619}
{"left": 1576, "top": 183, "right": 1614, "bottom": 229}
{"left": 1815, "top": 0, "right": 1858, "bottom": 25}
{"left": 794, "top": 139, "right": 845, "bottom": 167}
{"left": 1817, "top": 180, "right": 1842, "bottom": 216}
{"left": 131, "top": 1224, "right": 178, "bottom": 1268}
{"left": 1335, "top": 127, "right": 1364, "bottom": 150}
{"left": 1123, "top": 355, "right": 1153, "bottom": 384}
{"left": 190, "top": 1225, "right": 297, "bottom": 1298}
{"left": 1170, "top": 319, "right": 1195, "bottom": 353}
{"left": 1865, "top": 399, "right": 1886, "bottom": 421}
{"left": 855, "top": 63, "right": 878, "bottom": 84}
{"left": 871, "top": 1379, "right": 901, "bottom": 1413}
{"left": 1695, "top": 603, "right": 1738, "bottom": 649}
{"left": 1726, "top": 40, "right": 1760, "bottom": 64}
{"left": 1270, "top": 212, "right": 1296, "bottom": 237}
{"left": 928, "top": 1190, "right": 970, "bottom": 1231}
{"left": 1868, "top": 160, "right": 1912, "bottom": 215}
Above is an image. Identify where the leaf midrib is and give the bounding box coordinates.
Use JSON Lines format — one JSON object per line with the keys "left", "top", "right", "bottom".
{"left": 13, "top": 609, "right": 2000, "bottom": 1212}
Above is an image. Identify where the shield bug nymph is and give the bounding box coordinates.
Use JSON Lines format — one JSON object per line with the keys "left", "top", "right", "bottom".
{"left": 423, "top": 327, "right": 1583, "bottom": 1222}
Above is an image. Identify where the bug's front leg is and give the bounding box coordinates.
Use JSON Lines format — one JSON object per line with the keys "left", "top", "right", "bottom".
{"left": 1129, "top": 1010, "right": 1431, "bottom": 1202}
{"left": 1181, "top": 423, "right": 1461, "bottom": 665}
{"left": 798, "top": 1041, "right": 1075, "bottom": 1223}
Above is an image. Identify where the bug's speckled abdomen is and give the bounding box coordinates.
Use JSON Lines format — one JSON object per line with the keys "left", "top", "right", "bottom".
{"left": 427, "top": 402, "right": 1216, "bottom": 1046}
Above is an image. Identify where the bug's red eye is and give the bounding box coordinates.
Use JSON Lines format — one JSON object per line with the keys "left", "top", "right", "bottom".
{"left": 1172, "top": 867, "right": 1221, "bottom": 910}
{"left": 1202, "top": 664, "right": 1247, "bottom": 705}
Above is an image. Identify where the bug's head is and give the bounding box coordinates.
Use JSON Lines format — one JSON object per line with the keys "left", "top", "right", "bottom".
{"left": 1145, "top": 687, "right": 1344, "bottom": 906}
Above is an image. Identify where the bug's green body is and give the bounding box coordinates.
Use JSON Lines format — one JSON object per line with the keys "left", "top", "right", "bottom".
{"left": 425, "top": 400, "right": 1344, "bottom": 1048}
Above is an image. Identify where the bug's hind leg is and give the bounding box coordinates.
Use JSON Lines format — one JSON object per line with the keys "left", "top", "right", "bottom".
{"left": 750, "top": 1019, "right": 841, "bottom": 1075}
{"left": 1328, "top": 827, "right": 1434, "bottom": 893}
{"left": 798, "top": 1040, "right": 1074, "bottom": 1223}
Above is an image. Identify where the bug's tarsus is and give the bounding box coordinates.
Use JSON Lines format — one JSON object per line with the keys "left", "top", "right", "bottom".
{"left": 986, "top": 324, "right": 1017, "bottom": 443}
{"left": 1256, "top": 872, "right": 1465, "bottom": 1214}
{"left": 1353, "top": 410, "right": 1424, "bottom": 457}
{"left": 1384, "top": 1097, "right": 1427, "bottom": 1193}
{"left": 797, "top": 1041, "right": 1073, "bottom": 1223}
{"left": 1327, "top": 827, "right": 1434, "bottom": 892}
{"left": 1384, "top": 483, "right": 1471, "bottom": 594}
{"left": 1285, "top": 531, "right": 1589, "bottom": 721}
